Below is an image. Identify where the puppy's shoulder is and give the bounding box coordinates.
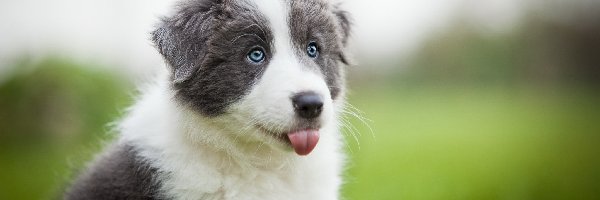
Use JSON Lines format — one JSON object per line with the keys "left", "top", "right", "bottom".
{"left": 65, "top": 143, "right": 163, "bottom": 200}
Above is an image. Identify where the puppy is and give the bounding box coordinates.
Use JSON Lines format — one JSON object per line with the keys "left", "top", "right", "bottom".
{"left": 66, "top": 0, "right": 351, "bottom": 199}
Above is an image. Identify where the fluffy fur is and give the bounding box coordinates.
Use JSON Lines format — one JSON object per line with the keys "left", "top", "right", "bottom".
{"left": 66, "top": 0, "right": 351, "bottom": 199}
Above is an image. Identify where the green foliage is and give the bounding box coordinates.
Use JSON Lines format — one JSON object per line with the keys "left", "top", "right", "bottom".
{"left": 404, "top": 27, "right": 525, "bottom": 85}
{"left": 392, "top": 16, "right": 600, "bottom": 87}
{"left": 0, "top": 58, "right": 132, "bottom": 199}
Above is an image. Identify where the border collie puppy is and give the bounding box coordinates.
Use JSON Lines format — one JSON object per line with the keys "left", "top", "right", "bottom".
{"left": 66, "top": 0, "right": 351, "bottom": 199}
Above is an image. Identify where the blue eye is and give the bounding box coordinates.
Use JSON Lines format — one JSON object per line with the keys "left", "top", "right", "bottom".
{"left": 307, "top": 42, "right": 318, "bottom": 58}
{"left": 247, "top": 48, "right": 265, "bottom": 63}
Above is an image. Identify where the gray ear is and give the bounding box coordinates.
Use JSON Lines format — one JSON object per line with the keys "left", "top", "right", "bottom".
{"left": 333, "top": 4, "right": 352, "bottom": 46}
{"left": 151, "top": 1, "right": 218, "bottom": 83}
{"left": 152, "top": 25, "right": 196, "bottom": 83}
{"left": 332, "top": 5, "right": 352, "bottom": 65}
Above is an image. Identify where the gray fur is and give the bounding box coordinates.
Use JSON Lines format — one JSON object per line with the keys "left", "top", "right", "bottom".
{"left": 152, "top": 0, "right": 350, "bottom": 116}
{"left": 290, "top": 0, "right": 351, "bottom": 100}
{"left": 152, "top": 0, "right": 274, "bottom": 116}
{"left": 65, "top": 144, "right": 163, "bottom": 200}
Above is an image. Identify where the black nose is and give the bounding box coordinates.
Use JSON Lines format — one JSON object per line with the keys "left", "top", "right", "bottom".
{"left": 292, "top": 92, "right": 324, "bottom": 119}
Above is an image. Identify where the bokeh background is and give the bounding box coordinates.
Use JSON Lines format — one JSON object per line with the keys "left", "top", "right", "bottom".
{"left": 1, "top": 0, "right": 599, "bottom": 199}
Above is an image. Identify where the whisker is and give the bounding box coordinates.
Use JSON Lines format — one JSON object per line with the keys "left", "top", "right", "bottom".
{"left": 339, "top": 120, "right": 359, "bottom": 152}
{"left": 242, "top": 23, "right": 267, "bottom": 40}
{"left": 342, "top": 102, "right": 375, "bottom": 140}
{"left": 340, "top": 117, "right": 360, "bottom": 149}
{"left": 230, "top": 33, "right": 266, "bottom": 44}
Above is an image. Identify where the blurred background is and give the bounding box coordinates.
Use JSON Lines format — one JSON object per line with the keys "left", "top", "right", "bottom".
{"left": 1, "top": 0, "right": 599, "bottom": 199}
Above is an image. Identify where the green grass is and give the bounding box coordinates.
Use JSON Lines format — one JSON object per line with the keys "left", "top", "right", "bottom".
{"left": 342, "top": 85, "right": 600, "bottom": 200}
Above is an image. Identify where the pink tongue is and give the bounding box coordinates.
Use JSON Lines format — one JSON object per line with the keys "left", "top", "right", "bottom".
{"left": 287, "top": 130, "right": 320, "bottom": 156}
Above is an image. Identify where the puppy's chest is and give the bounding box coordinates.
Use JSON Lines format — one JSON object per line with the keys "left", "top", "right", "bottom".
{"left": 166, "top": 164, "right": 320, "bottom": 200}
{"left": 221, "top": 169, "right": 301, "bottom": 199}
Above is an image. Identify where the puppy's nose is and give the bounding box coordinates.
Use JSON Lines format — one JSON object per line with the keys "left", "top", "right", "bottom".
{"left": 292, "top": 92, "right": 324, "bottom": 119}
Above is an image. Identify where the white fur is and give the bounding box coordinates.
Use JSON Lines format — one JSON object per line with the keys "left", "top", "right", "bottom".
{"left": 119, "top": 1, "right": 345, "bottom": 199}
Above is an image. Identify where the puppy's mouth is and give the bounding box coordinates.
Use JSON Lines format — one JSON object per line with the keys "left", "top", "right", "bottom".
{"left": 256, "top": 125, "right": 320, "bottom": 156}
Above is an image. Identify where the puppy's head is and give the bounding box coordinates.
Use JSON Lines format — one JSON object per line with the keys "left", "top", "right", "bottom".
{"left": 152, "top": 0, "right": 351, "bottom": 156}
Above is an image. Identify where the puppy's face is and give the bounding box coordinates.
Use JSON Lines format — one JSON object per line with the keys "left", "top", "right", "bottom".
{"left": 152, "top": 0, "right": 350, "bottom": 156}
